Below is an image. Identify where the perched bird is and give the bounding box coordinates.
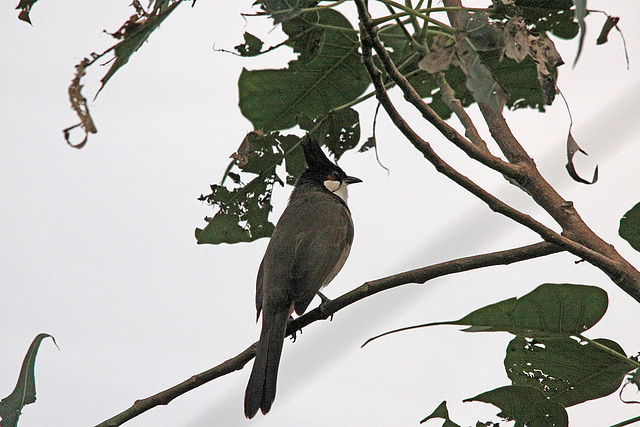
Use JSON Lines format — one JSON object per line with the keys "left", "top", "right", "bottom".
{"left": 244, "top": 135, "right": 362, "bottom": 418}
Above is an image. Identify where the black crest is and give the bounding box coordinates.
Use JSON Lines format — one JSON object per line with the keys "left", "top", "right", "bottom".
{"left": 301, "top": 135, "right": 339, "bottom": 172}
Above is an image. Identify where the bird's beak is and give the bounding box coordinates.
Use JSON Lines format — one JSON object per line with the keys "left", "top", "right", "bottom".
{"left": 344, "top": 176, "right": 363, "bottom": 185}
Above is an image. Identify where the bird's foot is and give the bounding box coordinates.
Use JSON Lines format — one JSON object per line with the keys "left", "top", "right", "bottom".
{"left": 288, "top": 316, "right": 302, "bottom": 342}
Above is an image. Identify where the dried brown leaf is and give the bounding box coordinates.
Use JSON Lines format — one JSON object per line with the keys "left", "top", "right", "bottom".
{"left": 419, "top": 34, "right": 456, "bottom": 74}
{"left": 566, "top": 131, "right": 598, "bottom": 185}
{"left": 597, "top": 16, "right": 620, "bottom": 45}
{"left": 529, "top": 35, "right": 563, "bottom": 105}
{"left": 63, "top": 58, "right": 98, "bottom": 149}
{"left": 502, "top": 17, "right": 529, "bottom": 63}
{"left": 231, "top": 131, "right": 264, "bottom": 167}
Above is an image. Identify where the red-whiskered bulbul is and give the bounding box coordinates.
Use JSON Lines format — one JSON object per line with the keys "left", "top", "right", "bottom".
{"left": 244, "top": 135, "right": 361, "bottom": 418}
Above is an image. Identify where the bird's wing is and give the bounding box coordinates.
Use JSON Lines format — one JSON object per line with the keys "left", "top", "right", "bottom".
{"left": 255, "top": 258, "right": 265, "bottom": 320}
{"left": 290, "top": 208, "right": 354, "bottom": 315}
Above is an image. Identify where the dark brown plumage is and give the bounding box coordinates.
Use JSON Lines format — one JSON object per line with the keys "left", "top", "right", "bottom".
{"left": 244, "top": 135, "right": 361, "bottom": 418}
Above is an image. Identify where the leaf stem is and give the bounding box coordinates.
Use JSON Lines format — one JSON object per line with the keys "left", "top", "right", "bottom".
{"left": 328, "top": 57, "right": 423, "bottom": 116}
{"left": 405, "top": 0, "right": 421, "bottom": 35}
{"left": 610, "top": 415, "right": 640, "bottom": 427}
{"left": 418, "top": 0, "right": 434, "bottom": 41}
{"left": 374, "top": 0, "right": 454, "bottom": 31}
{"left": 371, "top": 6, "right": 485, "bottom": 27}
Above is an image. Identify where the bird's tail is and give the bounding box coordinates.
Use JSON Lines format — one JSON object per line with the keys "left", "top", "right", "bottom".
{"left": 244, "top": 309, "right": 289, "bottom": 418}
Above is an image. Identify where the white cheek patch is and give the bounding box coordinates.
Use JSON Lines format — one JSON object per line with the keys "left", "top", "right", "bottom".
{"left": 323, "top": 179, "right": 341, "bottom": 192}
{"left": 324, "top": 180, "right": 349, "bottom": 203}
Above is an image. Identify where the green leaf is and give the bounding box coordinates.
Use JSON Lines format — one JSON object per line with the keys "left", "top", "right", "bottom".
{"left": 196, "top": 132, "right": 304, "bottom": 245}
{"left": 619, "top": 202, "right": 640, "bottom": 253}
{"left": 420, "top": 401, "right": 461, "bottom": 426}
{"left": 97, "top": 1, "right": 182, "bottom": 95}
{"left": 572, "top": 0, "right": 587, "bottom": 65}
{"left": 358, "top": 136, "right": 376, "bottom": 153}
{"left": 15, "top": 0, "right": 39, "bottom": 24}
{"left": 456, "top": 283, "right": 608, "bottom": 336}
{"left": 242, "top": 132, "right": 288, "bottom": 175}
{"left": 259, "top": 0, "right": 311, "bottom": 23}
{"left": 280, "top": 135, "right": 306, "bottom": 186}
{"left": 363, "top": 284, "right": 608, "bottom": 346}
{"left": 465, "top": 385, "right": 568, "bottom": 427}
{"left": 234, "top": 32, "right": 265, "bottom": 57}
{"left": 195, "top": 176, "right": 276, "bottom": 245}
{"left": 297, "top": 108, "right": 361, "bottom": 160}
{"left": 238, "top": 9, "right": 370, "bottom": 132}
{"left": 505, "top": 336, "right": 632, "bottom": 407}
{"left": 0, "top": 334, "right": 57, "bottom": 427}
{"left": 489, "top": 51, "right": 552, "bottom": 110}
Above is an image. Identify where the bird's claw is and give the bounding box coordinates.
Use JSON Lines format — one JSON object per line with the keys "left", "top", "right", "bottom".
{"left": 317, "top": 291, "right": 334, "bottom": 321}
{"left": 288, "top": 316, "right": 302, "bottom": 342}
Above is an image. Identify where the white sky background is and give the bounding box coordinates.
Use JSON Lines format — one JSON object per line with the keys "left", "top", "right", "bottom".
{"left": 2, "top": 1, "right": 640, "bottom": 426}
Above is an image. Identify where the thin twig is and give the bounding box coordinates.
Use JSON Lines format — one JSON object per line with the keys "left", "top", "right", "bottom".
{"left": 436, "top": 72, "right": 489, "bottom": 151}
{"left": 96, "top": 241, "right": 562, "bottom": 426}
{"left": 371, "top": 102, "right": 391, "bottom": 174}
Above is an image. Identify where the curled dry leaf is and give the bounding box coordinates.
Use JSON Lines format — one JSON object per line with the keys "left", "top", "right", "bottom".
{"left": 231, "top": 131, "right": 264, "bottom": 168}
{"left": 566, "top": 131, "right": 598, "bottom": 185}
{"left": 597, "top": 16, "right": 620, "bottom": 45}
{"left": 63, "top": 58, "right": 98, "bottom": 149}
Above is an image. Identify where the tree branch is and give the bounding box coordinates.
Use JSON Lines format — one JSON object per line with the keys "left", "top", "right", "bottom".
{"left": 356, "top": 0, "right": 640, "bottom": 301}
{"left": 436, "top": 72, "right": 489, "bottom": 151}
{"left": 355, "top": 1, "right": 614, "bottom": 264}
{"left": 95, "top": 241, "right": 562, "bottom": 426}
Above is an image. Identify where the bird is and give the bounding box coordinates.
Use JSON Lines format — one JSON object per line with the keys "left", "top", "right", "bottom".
{"left": 244, "top": 134, "right": 362, "bottom": 418}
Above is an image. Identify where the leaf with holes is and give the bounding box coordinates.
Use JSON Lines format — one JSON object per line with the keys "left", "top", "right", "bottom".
{"left": 195, "top": 176, "right": 276, "bottom": 245}
{"left": 505, "top": 336, "right": 632, "bottom": 407}
{"left": 465, "top": 385, "right": 568, "bottom": 426}
{"left": 196, "top": 132, "right": 306, "bottom": 244}
{"left": 489, "top": 0, "right": 580, "bottom": 40}
{"left": 234, "top": 32, "right": 265, "bottom": 57}
{"left": 297, "top": 108, "right": 360, "bottom": 160}
{"left": 97, "top": 1, "right": 182, "bottom": 95}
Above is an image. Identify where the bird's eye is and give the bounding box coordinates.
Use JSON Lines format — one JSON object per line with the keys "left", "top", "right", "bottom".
{"left": 327, "top": 170, "right": 341, "bottom": 181}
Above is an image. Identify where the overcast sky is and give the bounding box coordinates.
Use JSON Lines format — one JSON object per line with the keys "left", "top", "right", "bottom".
{"left": 2, "top": 1, "right": 640, "bottom": 426}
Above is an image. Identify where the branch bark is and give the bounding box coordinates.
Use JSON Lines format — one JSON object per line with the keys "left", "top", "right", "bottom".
{"left": 96, "top": 241, "right": 562, "bottom": 426}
